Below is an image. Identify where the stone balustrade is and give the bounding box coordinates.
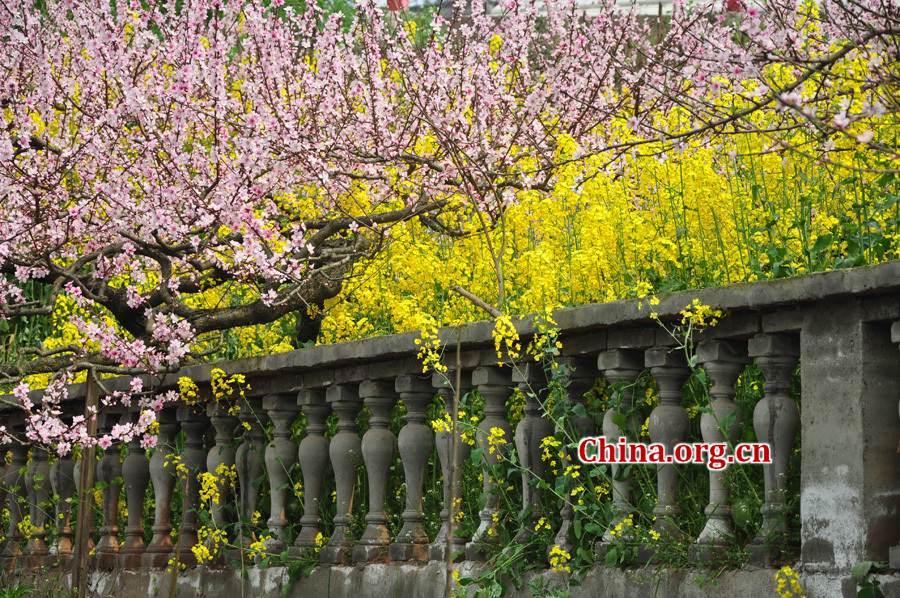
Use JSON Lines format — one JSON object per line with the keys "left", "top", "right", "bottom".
{"left": 2, "top": 263, "right": 900, "bottom": 597}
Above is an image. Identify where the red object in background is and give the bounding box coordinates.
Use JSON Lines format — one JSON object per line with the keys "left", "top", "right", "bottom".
{"left": 725, "top": 0, "right": 743, "bottom": 11}
{"left": 387, "top": 0, "right": 409, "bottom": 9}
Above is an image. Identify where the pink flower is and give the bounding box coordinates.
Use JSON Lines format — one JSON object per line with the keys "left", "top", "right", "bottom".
{"left": 14, "top": 382, "right": 33, "bottom": 410}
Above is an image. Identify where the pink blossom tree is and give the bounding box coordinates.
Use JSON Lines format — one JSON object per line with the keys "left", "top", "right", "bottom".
{"left": 0, "top": 0, "right": 897, "bottom": 449}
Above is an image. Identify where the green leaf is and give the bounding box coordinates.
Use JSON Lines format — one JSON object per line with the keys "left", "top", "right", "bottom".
{"left": 857, "top": 580, "right": 883, "bottom": 598}
{"left": 852, "top": 561, "right": 878, "bottom": 582}
{"left": 470, "top": 448, "right": 484, "bottom": 465}
{"left": 589, "top": 465, "right": 608, "bottom": 477}
{"left": 604, "top": 546, "right": 619, "bottom": 567}
{"left": 810, "top": 234, "right": 833, "bottom": 254}
{"left": 721, "top": 412, "right": 737, "bottom": 433}
{"left": 571, "top": 403, "right": 587, "bottom": 418}
{"left": 287, "top": 560, "right": 304, "bottom": 578}
{"left": 732, "top": 500, "right": 752, "bottom": 530}
{"left": 573, "top": 518, "right": 582, "bottom": 539}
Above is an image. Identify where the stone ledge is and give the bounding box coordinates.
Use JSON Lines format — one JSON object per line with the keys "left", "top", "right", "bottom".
{"left": 7, "top": 261, "right": 900, "bottom": 407}
{"left": 28, "top": 561, "right": 899, "bottom": 598}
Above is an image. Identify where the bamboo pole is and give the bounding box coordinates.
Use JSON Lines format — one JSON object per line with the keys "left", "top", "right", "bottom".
{"left": 73, "top": 373, "right": 99, "bottom": 598}
{"left": 444, "top": 329, "right": 462, "bottom": 598}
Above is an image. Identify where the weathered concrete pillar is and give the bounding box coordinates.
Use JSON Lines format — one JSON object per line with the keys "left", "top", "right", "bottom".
{"left": 642, "top": 347, "right": 691, "bottom": 562}
{"left": 798, "top": 298, "right": 900, "bottom": 589}
{"left": 293, "top": 389, "right": 330, "bottom": 552}
{"left": 891, "top": 320, "right": 900, "bottom": 570}
{"left": 465, "top": 367, "right": 514, "bottom": 561}
{"left": 511, "top": 364, "right": 552, "bottom": 542}
{"left": 391, "top": 375, "right": 435, "bottom": 562}
{"left": 206, "top": 401, "right": 237, "bottom": 535}
{"left": 173, "top": 405, "right": 209, "bottom": 566}
{"left": 596, "top": 349, "right": 644, "bottom": 551}
{"left": 143, "top": 409, "right": 179, "bottom": 568}
{"left": 430, "top": 370, "right": 472, "bottom": 562}
{"left": 693, "top": 339, "right": 749, "bottom": 557}
{"left": 119, "top": 411, "right": 151, "bottom": 569}
{"left": 748, "top": 333, "right": 800, "bottom": 565}
{"left": 23, "top": 444, "right": 52, "bottom": 562}
{"left": 1, "top": 436, "right": 27, "bottom": 560}
{"left": 50, "top": 448, "right": 76, "bottom": 562}
{"left": 322, "top": 385, "right": 361, "bottom": 565}
{"left": 94, "top": 411, "right": 124, "bottom": 569}
{"left": 354, "top": 380, "right": 397, "bottom": 564}
{"left": 264, "top": 393, "right": 300, "bottom": 551}
{"left": 235, "top": 398, "right": 267, "bottom": 552}
{"left": 554, "top": 357, "right": 597, "bottom": 556}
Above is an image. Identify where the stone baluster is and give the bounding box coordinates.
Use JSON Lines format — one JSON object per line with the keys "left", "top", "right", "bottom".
{"left": 640, "top": 348, "right": 692, "bottom": 563}
{"left": 322, "top": 385, "right": 362, "bottom": 565}
{"left": 143, "top": 409, "right": 179, "bottom": 568}
{"left": 391, "top": 375, "right": 435, "bottom": 562}
{"left": 263, "top": 393, "right": 300, "bottom": 551}
{"left": 354, "top": 380, "right": 397, "bottom": 564}
{"left": 511, "top": 364, "right": 552, "bottom": 542}
{"left": 173, "top": 405, "right": 209, "bottom": 566}
{"left": 465, "top": 367, "right": 514, "bottom": 561}
{"left": 206, "top": 402, "right": 238, "bottom": 535}
{"left": 1, "top": 432, "right": 27, "bottom": 560}
{"left": 235, "top": 397, "right": 268, "bottom": 552}
{"left": 292, "top": 389, "right": 330, "bottom": 552}
{"left": 748, "top": 334, "right": 800, "bottom": 565}
{"left": 430, "top": 370, "right": 473, "bottom": 562}
{"left": 553, "top": 357, "right": 598, "bottom": 555}
{"left": 119, "top": 411, "right": 151, "bottom": 569}
{"left": 23, "top": 443, "right": 53, "bottom": 563}
{"left": 49, "top": 447, "right": 76, "bottom": 562}
{"left": 94, "top": 411, "right": 124, "bottom": 569}
{"left": 596, "top": 350, "right": 644, "bottom": 551}
{"left": 693, "top": 340, "right": 750, "bottom": 559}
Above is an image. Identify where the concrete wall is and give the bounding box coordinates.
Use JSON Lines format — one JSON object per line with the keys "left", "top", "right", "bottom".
{"left": 41, "top": 562, "right": 895, "bottom": 598}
